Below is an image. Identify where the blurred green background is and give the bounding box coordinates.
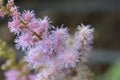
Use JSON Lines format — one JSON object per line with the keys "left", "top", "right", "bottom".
{"left": 0, "top": 0, "right": 120, "bottom": 79}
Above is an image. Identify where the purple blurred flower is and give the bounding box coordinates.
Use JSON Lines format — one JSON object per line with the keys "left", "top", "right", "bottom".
{"left": 4, "top": 69, "right": 35, "bottom": 80}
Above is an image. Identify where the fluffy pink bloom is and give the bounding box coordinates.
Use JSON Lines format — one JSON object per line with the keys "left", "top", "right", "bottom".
{"left": 22, "top": 10, "right": 35, "bottom": 22}
{"left": 51, "top": 27, "right": 69, "bottom": 53}
{"left": 27, "top": 16, "right": 50, "bottom": 38}
{"left": 10, "top": 6, "right": 20, "bottom": 18}
{"left": 44, "top": 39, "right": 52, "bottom": 48}
{"left": 8, "top": 19, "right": 22, "bottom": 33}
{"left": 37, "top": 37, "right": 54, "bottom": 55}
{"left": 4, "top": 69, "right": 19, "bottom": 80}
{"left": 6, "top": 0, "right": 20, "bottom": 18}
{"left": 52, "top": 27, "right": 69, "bottom": 42}
{"left": 20, "top": 75, "right": 35, "bottom": 80}
{"left": 25, "top": 47, "right": 46, "bottom": 68}
{"left": 74, "top": 24, "right": 94, "bottom": 50}
{"left": 28, "top": 75, "right": 35, "bottom": 80}
{"left": 74, "top": 24, "right": 94, "bottom": 61}
{"left": 39, "top": 16, "right": 50, "bottom": 31}
{"left": 10, "top": 6, "right": 18, "bottom": 12}
{"left": 58, "top": 48, "right": 79, "bottom": 68}
{"left": 35, "top": 67, "right": 58, "bottom": 80}
{"left": 27, "top": 18, "right": 40, "bottom": 30}
{"left": 15, "top": 31, "right": 33, "bottom": 50}
{"left": 30, "top": 16, "right": 50, "bottom": 35}
{"left": 4, "top": 69, "right": 35, "bottom": 80}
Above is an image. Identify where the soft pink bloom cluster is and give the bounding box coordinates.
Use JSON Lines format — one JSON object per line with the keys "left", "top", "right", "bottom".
{"left": 0, "top": 0, "right": 94, "bottom": 80}
{"left": 4, "top": 69, "right": 35, "bottom": 80}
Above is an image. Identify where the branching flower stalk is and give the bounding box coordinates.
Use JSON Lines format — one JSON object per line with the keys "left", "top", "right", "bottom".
{"left": 0, "top": 0, "right": 94, "bottom": 80}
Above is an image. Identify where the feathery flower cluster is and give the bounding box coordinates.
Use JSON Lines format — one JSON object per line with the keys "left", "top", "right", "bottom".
{"left": 74, "top": 24, "right": 94, "bottom": 61}
{"left": 0, "top": 0, "right": 94, "bottom": 80}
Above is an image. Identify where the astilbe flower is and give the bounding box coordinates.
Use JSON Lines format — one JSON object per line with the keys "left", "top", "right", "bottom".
{"left": 74, "top": 24, "right": 94, "bottom": 61}
{"left": 0, "top": 0, "right": 94, "bottom": 80}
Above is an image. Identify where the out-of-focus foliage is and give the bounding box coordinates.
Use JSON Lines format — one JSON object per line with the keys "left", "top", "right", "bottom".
{"left": 0, "top": 39, "right": 35, "bottom": 80}
{"left": 0, "top": 39, "right": 25, "bottom": 70}
{"left": 0, "top": 39, "right": 18, "bottom": 70}
{"left": 97, "top": 60, "right": 120, "bottom": 80}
